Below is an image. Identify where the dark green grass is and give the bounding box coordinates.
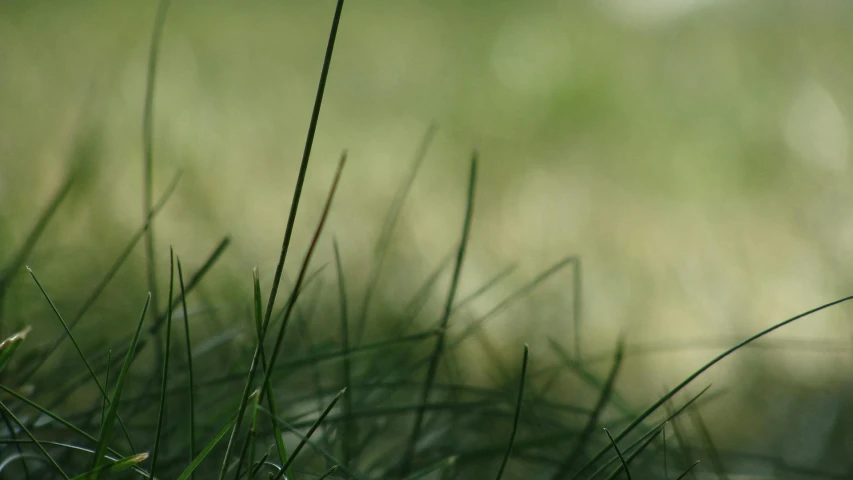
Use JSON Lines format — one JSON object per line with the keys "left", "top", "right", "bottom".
{"left": 1, "top": 1, "right": 853, "bottom": 480}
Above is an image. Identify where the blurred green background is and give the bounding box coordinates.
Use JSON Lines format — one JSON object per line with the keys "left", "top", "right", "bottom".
{"left": 2, "top": 0, "right": 853, "bottom": 473}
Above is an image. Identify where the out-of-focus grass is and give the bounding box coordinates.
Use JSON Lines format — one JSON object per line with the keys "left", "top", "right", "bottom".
{"left": 2, "top": 0, "right": 853, "bottom": 475}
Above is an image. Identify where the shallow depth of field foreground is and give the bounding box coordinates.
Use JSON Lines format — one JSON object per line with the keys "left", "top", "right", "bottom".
{"left": 1, "top": 0, "right": 853, "bottom": 479}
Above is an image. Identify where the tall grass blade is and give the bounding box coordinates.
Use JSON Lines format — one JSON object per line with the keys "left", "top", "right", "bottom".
{"left": 333, "top": 238, "right": 355, "bottom": 467}
{"left": 141, "top": 0, "right": 174, "bottom": 323}
{"left": 262, "top": 0, "right": 346, "bottom": 331}
{"left": 400, "top": 150, "right": 477, "bottom": 476}
{"left": 149, "top": 248, "right": 175, "bottom": 476}
{"left": 177, "top": 257, "right": 196, "bottom": 478}
{"left": 89, "top": 294, "right": 151, "bottom": 477}
{"left": 495, "top": 344, "right": 529, "bottom": 480}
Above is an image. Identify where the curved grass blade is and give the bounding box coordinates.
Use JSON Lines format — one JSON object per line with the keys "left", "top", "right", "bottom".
{"left": 0, "top": 440, "right": 152, "bottom": 478}
{"left": 400, "top": 151, "right": 477, "bottom": 476}
{"left": 0, "top": 400, "right": 68, "bottom": 479}
{"left": 149, "top": 248, "right": 175, "bottom": 476}
{"left": 495, "top": 344, "right": 529, "bottom": 480}
{"left": 573, "top": 293, "right": 853, "bottom": 479}
{"left": 602, "top": 427, "right": 662, "bottom": 480}
{"left": 89, "top": 293, "right": 151, "bottom": 477}
{"left": 270, "top": 388, "right": 346, "bottom": 480}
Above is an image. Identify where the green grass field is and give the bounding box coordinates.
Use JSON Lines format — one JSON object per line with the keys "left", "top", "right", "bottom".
{"left": 1, "top": 0, "right": 853, "bottom": 478}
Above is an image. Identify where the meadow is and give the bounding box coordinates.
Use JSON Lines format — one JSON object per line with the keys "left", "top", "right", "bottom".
{"left": 1, "top": 0, "right": 853, "bottom": 478}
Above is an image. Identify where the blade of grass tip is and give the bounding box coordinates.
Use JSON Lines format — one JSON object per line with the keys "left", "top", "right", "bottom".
{"left": 177, "top": 407, "right": 242, "bottom": 480}
{"left": 90, "top": 293, "right": 151, "bottom": 477}
{"left": 0, "top": 400, "right": 69, "bottom": 479}
{"left": 150, "top": 248, "right": 175, "bottom": 477}
{"left": 27, "top": 267, "right": 137, "bottom": 453}
{"left": 247, "top": 448, "right": 270, "bottom": 479}
{"left": 400, "top": 150, "right": 477, "bottom": 476}
{"left": 686, "top": 406, "right": 728, "bottom": 480}
{"left": 270, "top": 388, "right": 346, "bottom": 480}
{"left": 70, "top": 453, "right": 150, "bottom": 480}
{"left": 603, "top": 428, "right": 631, "bottom": 480}
{"left": 0, "top": 171, "right": 74, "bottom": 310}
{"left": 18, "top": 170, "right": 181, "bottom": 384}
{"left": 577, "top": 293, "right": 853, "bottom": 477}
{"left": 601, "top": 427, "right": 662, "bottom": 480}
{"left": 261, "top": 0, "right": 346, "bottom": 333}
{"left": 354, "top": 123, "right": 438, "bottom": 346}
{"left": 0, "top": 326, "right": 32, "bottom": 478}
{"left": 573, "top": 385, "right": 712, "bottom": 480}
{"left": 551, "top": 338, "right": 625, "bottom": 479}
{"left": 674, "top": 461, "right": 700, "bottom": 480}
{"left": 149, "top": 235, "right": 231, "bottom": 335}
{"left": 177, "top": 257, "right": 197, "bottom": 478}
{"left": 495, "top": 344, "right": 529, "bottom": 480}
{"left": 316, "top": 465, "right": 338, "bottom": 480}
{"left": 332, "top": 238, "right": 354, "bottom": 467}
{"left": 141, "top": 0, "right": 174, "bottom": 327}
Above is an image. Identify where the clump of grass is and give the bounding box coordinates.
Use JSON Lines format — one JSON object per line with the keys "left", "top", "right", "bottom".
{"left": 1, "top": 1, "right": 853, "bottom": 479}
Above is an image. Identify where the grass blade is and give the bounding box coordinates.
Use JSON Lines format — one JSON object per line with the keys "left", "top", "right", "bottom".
{"left": 262, "top": 0, "right": 346, "bottom": 333}
{"left": 18, "top": 170, "right": 181, "bottom": 383}
{"left": 333, "top": 238, "right": 355, "bottom": 467}
{"left": 177, "top": 408, "right": 241, "bottom": 480}
{"left": 400, "top": 150, "right": 478, "bottom": 476}
{"left": 149, "top": 248, "right": 175, "bottom": 476}
{"left": 0, "top": 326, "right": 31, "bottom": 372}
{"left": 551, "top": 339, "right": 625, "bottom": 478}
{"left": 674, "top": 461, "right": 701, "bottom": 480}
{"left": 603, "top": 428, "right": 631, "bottom": 480}
{"left": 177, "top": 257, "right": 197, "bottom": 478}
{"left": 271, "top": 388, "right": 346, "bottom": 480}
{"left": 27, "top": 267, "right": 136, "bottom": 452}
{"left": 0, "top": 400, "right": 69, "bottom": 479}
{"left": 142, "top": 0, "right": 174, "bottom": 323}
{"left": 70, "top": 453, "right": 149, "bottom": 480}
{"left": 89, "top": 293, "right": 151, "bottom": 477}
{"left": 495, "top": 344, "right": 529, "bottom": 480}
{"left": 573, "top": 293, "right": 853, "bottom": 479}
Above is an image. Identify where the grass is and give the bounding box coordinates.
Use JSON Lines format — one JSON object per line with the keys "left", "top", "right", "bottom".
{"left": 1, "top": 2, "right": 853, "bottom": 480}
